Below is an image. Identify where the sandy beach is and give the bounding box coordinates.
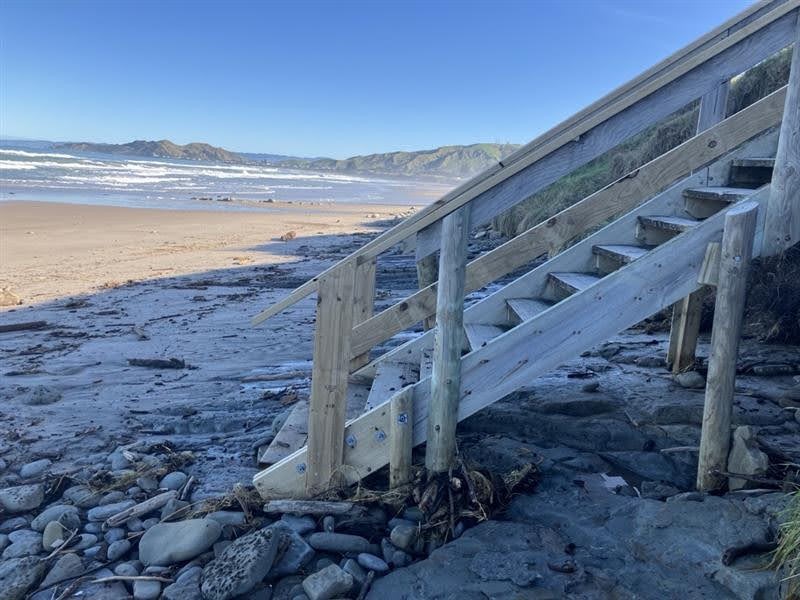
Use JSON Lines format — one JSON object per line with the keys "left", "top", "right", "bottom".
{"left": 0, "top": 200, "right": 413, "bottom": 306}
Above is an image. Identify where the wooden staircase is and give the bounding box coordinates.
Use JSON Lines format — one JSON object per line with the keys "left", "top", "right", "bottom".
{"left": 250, "top": 0, "right": 800, "bottom": 499}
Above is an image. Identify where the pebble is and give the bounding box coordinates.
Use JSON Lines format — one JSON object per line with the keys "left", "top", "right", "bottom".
{"left": 98, "top": 491, "right": 128, "bottom": 506}
{"left": 31, "top": 505, "right": 80, "bottom": 532}
{"left": 342, "top": 558, "right": 367, "bottom": 586}
{"left": 114, "top": 561, "right": 141, "bottom": 577}
{"left": 162, "top": 565, "right": 203, "bottom": 600}
{"left": 0, "top": 556, "right": 46, "bottom": 599}
{"left": 159, "top": 471, "right": 189, "bottom": 491}
{"left": 20, "top": 385, "right": 61, "bottom": 406}
{"left": 127, "top": 517, "right": 146, "bottom": 532}
{"left": 640, "top": 481, "right": 681, "bottom": 500}
{"left": 322, "top": 516, "right": 335, "bottom": 533}
{"left": 41, "top": 552, "right": 83, "bottom": 587}
{"left": 302, "top": 564, "right": 353, "bottom": 600}
{"left": 139, "top": 518, "right": 222, "bottom": 566}
{"left": 582, "top": 381, "right": 601, "bottom": 393}
{"left": 19, "top": 458, "right": 52, "bottom": 479}
{"left": 402, "top": 507, "right": 424, "bottom": 522}
{"left": 674, "top": 371, "right": 706, "bottom": 389}
{"left": 83, "top": 522, "right": 103, "bottom": 534}
{"left": 357, "top": 552, "right": 389, "bottom": 573}
{"left": 104, "top": 527, "right": 127, "bottom": 544}
{"left": 201, "top": 526, "right": 283, "bottom": 600}
{"left": 3, "top": 529, "right": 42, "bottom": 558}
{"left": 108, "top": 449, "right": 132, "bottom": 470}
{"left": 267, "top": 523, "right": 315, "bottom": 578}
{"left": 666, "top": 491, "right": 705, "bottom": 503}
{"left": 307, "top": 532, "right": 373, "bottom": 554}
{"left": 107, "top": 539, "right": 132, "bottom": 561}
{"left": 142, "top": 517, "right": 159, "bottom": 530}
{"left": 0, "top": 516, "right": 29, "bottom": 533}
{"left": 161, "top": 498, "right": 190, "bottom": 521}
{"left": 72, "top": 533, "right": 98, "bottom": 551}
{"left": 207, "top": 511, "right": 247, "bottom": 527}
{"left": 62, "top": 485, "right": 101, "bottom": 508}
{"left": 0, "top": 534, "right": 7, "bottom": 552}
{"left": 0, "top": 483, "right": 45, "bottom": 513}
{"left": 133, "top": 579, "right": 162, "bottom": 599}
{"left": 280, "top": 514, "right": 316, "bottom": 535}
{"left": 42, "top": 521, "right": 66, "bottom": 550}
{"left": 391, "top": 549, "right": 413, "bottom": 567}
{"left": 88, "top": 500, "right": 135, "bottom": 521}
{"left": 136, "top": 475, "right": 159, "bottom": 492}
{"left": 389, "top": 524, "right": 418, "bottom": 552}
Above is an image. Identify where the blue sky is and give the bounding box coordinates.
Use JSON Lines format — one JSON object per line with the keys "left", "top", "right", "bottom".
{"left": 0, "top": 0, "right": 753, "bottom": 158}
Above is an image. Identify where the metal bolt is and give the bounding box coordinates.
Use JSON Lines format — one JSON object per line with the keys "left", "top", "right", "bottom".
{"left": 296, "top": 463, "right": 306, "bottom": 474}
{"left": 375, "top": 430, "right": 387, "bottom": 442}
{"left": 346, "top": 434, "right": 357, "bottom": 448}
{"left": 397, "top": 412, "right": 408, "bottom": 424}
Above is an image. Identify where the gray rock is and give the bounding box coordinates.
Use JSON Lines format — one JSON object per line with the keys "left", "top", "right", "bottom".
{"left": 674, "top": 371, "right": 706, "bottom": 389}
{"left": 666, "top": 491, "right": 705, "bottom": 503}
{"left": 357, "top": 552, "right": 389, "bottom": 573}
{"left": 133, "top": 580, "right": 161, "bottom": 599}
{"left": 390, "top": 549, "right": 412, "bottom": 567}
{"left": 72, "top": 533, "right": 98, "bottom": 551}
{"left": 0, "top": 556, "right": 46, "bottom": 600}
{"left": 98, "top": 491, "right": 127, "bottom": 506}
{"left": 41, "top": 552, "right": 83, "bottom": 587}
{"left": 389, "top": 524, "right": 418, "bottom": 552}
{"left": 640, "top": 481, "right": 681, "bottom": 500}
{"left": 302, "top": 564, "right": 353, "bottom": 600}
{"left": 636, "top": 355, "right": 667, "bottom": 368}
{"left": 402, "top": 507, "right": 424, "bottom": 522}
{"left": 68, "top": 566, "right": 128, "bottom": 598}
{"left": 107, "top": 539, "right": 131, "bottom": 561}
{"left": 31, "top": 505, "right": 80, "bottom": 531}
{"left": 142, "top": 517, "right": 159, "bottom": 530}
{"left": 3, "top": 530, "right": 42, "bottom": 558}
{"left": 0, "top": 516, "right": 29, "bottom": 533}
{"left": 267, "top": 523, "right": 315, "bottom": 578}
{"left": 104, "top": 527, "right": 126, "bottom": 544}
{"left": 162, "top": 566, "right": 202, "bottom": 600}
{"left": 307, "top": 532, "right": 372, "bottom": 554}
{"left": 42, "top": 520, "right": 67, "bottom": 550}
{"left": 341, "top": 558, "right": 366, "bottom": 586}
{"left": 136, "top": 475, "right": 159, "bottom": 492}
{"left": 108, "top": 450, "right": 132, "bottom": 471}
{"left": 159, "top": 471, "right": 188, "bottom": 491}
{"left": 280, "top": 514, "right": 316, "bottom": 535}
{"left": 83, "top": 544, "right": 102, "bottom": 559}
{"left": 201, "top": 526, "right": 282, "bottom": 600}
{"left": 87, "top": 500, "right": 136, "bottom": 522}
{"left": 127, "top": 517, "right": 145, "bottom": 532}
{"left": 728, "top": 426, "right": 770, "bottom": 491}
{"left": 114, "top": 561, "right": 140, "bottom": 577}
{"left": 206, "top": 511, "right": 247, "bottom": 527}
{"left": 62, "top": 485, "right": 102, "bottom": 509}
{"left": 0, "top": 534, "right": 8, "bottom": 551}
{"left": 19, "top": 459, "right": 51, "bottom": 479}
{"left": 213, "top": 540, "right": 232, "bottom": 557}
{"left": 322, "top": 516, "right": 335, "bottom": 533}
{"left": 161, "top": 498, "right": 190, "bottom": 521}
{"left": 0, "top": 484, "right": 45, "bottom": 513}
{"left": 83, "top": 522, "right": 103, "bottom": 534}
{"left": 139, "top": 518, "right": 222, "bottom": 566}
{"left": 20, "top": 385, "right": 61, "bottom": 406}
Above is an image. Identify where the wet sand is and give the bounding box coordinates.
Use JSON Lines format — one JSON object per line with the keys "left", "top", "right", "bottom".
{"left": 0, "top": 200, "right": 413, "bottom": 306}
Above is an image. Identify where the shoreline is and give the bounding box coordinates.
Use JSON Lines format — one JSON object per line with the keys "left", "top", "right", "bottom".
{"left": 0, "top": 199, "right": 414, "bottom": 306}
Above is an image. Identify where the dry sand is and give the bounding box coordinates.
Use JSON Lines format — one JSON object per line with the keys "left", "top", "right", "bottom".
{"left": 0, "top": 200, "right": 413, "bottom": 306}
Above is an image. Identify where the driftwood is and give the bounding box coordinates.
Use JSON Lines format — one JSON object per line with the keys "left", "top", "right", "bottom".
{"left": 0, "top": 320, "right": 48, "bottom": 333}
{"left": 263, "top": 500, "right": 362, "bottom": 516}
{"left": 242, "top": 370, "right": 308, "bottom": 382}
{"left": 127, "top": 357, "right": 185, "bottom": 369}
{"left": 106, "top": 491, "right": 177, "bottom": 527}
{"left": 92, "top": 575, "right": 174, "bottom": 584}
{"left": 721, "top": 541, "right": 777, "bottom": 566}
{"left": 132, "top": 326, "right": 150, "bottom": 341}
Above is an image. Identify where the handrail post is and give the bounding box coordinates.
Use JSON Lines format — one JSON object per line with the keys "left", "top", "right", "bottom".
{"left": 763, "top": 16, "right": 800, "bottom": 256}
{"left": 426, "top": 205, "right": 470, "bottom": 474}
{"left": 416, "top": 249, "right": 438, "bottom": 331}
{"left": 351, "top": 257, "right": 377, "bottom": 370}
{"left": 696, "top": 202, "right": 758, "bottom": 492}
{"left": 305, "top": 259, "right": 357, "bottom": 496}
{"left": 667, "top": 79, "right": 730, "bottom": 373}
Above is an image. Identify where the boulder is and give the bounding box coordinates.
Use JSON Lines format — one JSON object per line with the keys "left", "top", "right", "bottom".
{"left": 727, "top": 426, "right": 769, "bottom": 491}
{"left": 0, "top": 556, "right": 45, "bottom": 600}
{"left": 139, "top": 519, "right": 222, "bottom": 566}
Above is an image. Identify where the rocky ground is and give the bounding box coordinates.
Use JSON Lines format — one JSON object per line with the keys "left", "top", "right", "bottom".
{"left": 2, "top": 230, "right": 800, "bottom": 599}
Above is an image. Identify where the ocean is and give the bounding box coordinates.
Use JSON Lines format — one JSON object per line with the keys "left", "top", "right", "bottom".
{"left": 0, "top": 144, "right": 450, "bottom": 211}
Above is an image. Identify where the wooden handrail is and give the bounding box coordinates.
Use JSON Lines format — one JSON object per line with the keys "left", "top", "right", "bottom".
{"left": 348, "top": 87, "right": 788, "bottom": 360}
{"left": 251, "top": 0, "right": 798, "bottom": 326}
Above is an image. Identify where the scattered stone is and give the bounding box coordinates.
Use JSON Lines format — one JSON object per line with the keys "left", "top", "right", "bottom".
{"left": 31, "top": 505, "right": 80, "bottom": 531}
{"left": 280, "top": 514, "right": 316, "bottom": 535}
{"left": 104, "top": 527, "right": 126, "bottom": 544}
{"left": 582, "top": 381, "right": 600, "bottom": 393}
{"left": 302, "top": 564, "right": 353, "bottom": 600}
{"left": 666, "top": 491, "right": 705, "bottom": 503}
{"left": 19, "top": 459, "right": 51, "bottom": 479}
{"left": 87, "top": 500, "right": 136, "bottom": 522}
{"left": 41, "top": 552, "right": 83, "bottom": 587}
{"left": 357, "top": 552, "right": 389, "bottom": 573}
{"left": 162, "top": 566, "right": 202, "bottom": 600}
{"left": 0, "top": 556, "right": 46, "bottom": 600}
{"left": 159, "top": 471, "right": 188, "bottom": 491}
{"left": 280, "top": 231, "right": 297, "bottom": 242}
{"left": 0, "top": 534, "right": 8, "bottom": 552}
{"left": 0, "top": 517, "right": 30, "bottom": 533}
{"left": 402, "top": 507, "right": 424, "bottom": 523}
{"left": 0, "top": 288, "right": 22, "bottom": 306}
{"left": 308, "top": 532, "right": 373, "bottom": 554}
{"left": 62, "top": 485, "right": 101, "bottom": 508}
{"left": 674, "top": 371, "right": 706, "bottom": 389}
{"left": 161, "top": 498, "right": 190, "bottom": 521}
{"left": 201, "top": 526, "right": 282, "bottom": 600}
{"left": 107, "top": 539, "right": 132, "bottom": 561}
{"left": 268, "top": 523, "right": 315, "bottom": 578}
{"left": 0, "top": 483, "right": 45, "bottom": 513}
{"left": 42, "top": 520, "right": 66, "bottom": 550}
{"left": 127, "top": 517, "right": 145, "bottom": 532}
{"left": 139, "top": 518, "right": 222, "bottom": 566}
{"left": 72, "top": 533, "right": 98, "bottom": 551}
{"left": 114, "top": 561, "right": 140, "bottom": 577}
{"left": 206, "top": 511, "right": 247, "bottom": 527}
{"left": 137, "top": 475, "right": 159, "bottom": 492}
{"left": 142, "top": 517, "right": 160, "bottom": 530}
{"left": 640, "top": 481, "right": 681, "bottom": 500}
{"left": 3, "top": 529, "right": 43, "bottom": 558}
{"left": 20, "top": 386, "right": 61, "bottom": 406}
{"left": 342, "top": 558, "right": 367, "bottom": 586}
{"left": 133, "top": 580, "right": 162, "bottom": 599}
{"left": 636, "top": 356, "right": 667, "bottom": 368}
{"left": 389, "top": 524, "right": 418, "bottom": 552}
{"left": 390, "top": 549, "right": 412, "bottom": 567}
{"left": 98, "top": 491, "right": 128, "bottom": 505}
{"left": 728, "top": 426, "right": 770, "bottom": 491}
{"left": 322, "top": 516, "right": 335, "bottom": 533}
{"left": 214, "top": 540, "right": 232, "bottom": 558}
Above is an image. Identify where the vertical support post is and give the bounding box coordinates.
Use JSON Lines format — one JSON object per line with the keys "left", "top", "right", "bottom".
{"left": 696, "top": 201, "right": 758, "bottom": 492}
{"left": 351, "top": 257, "right": 377, "bottom": 370}
{"left": 763, "top": 19, "right": 800, "bottom": 256}
{"left": 667, "top": 80, "right": 730, "bottom": 373}
{"left": 426, "top": 205, "right": 470, "bottom": 474}
{"left": 416, "top": 249, "right": 438, "bottom": 330}
{"left": 389, "top": 387, "right": 413, "bottom": 488}
{"left": 305, "top": 259, "right": 357, "bottom": 496}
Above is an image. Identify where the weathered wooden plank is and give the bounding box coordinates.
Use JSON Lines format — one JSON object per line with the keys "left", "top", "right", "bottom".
{"left": 389, "top": 388, "right": 414, "bottom": 488}
{"left": 364, "top": 361, "right": 417, "bottom": 412}
{"left": 548, "top": 272, "right": 602, "bottom": 296}
{"left": 506, "top": 298, "right": 552, "bottom": 322}
{"left": 258, "top": 400, "right": 308, "bottom": 465}
{"left": 351, "top": 257, "right": 377, "bottom": 370}
{"left": 348, "top": 89, "right": 786, "bottom": 360}
{"left": 763, "top": 15, "right": 800, "bottom": 255}
{"left": 253, "top": 190, "right": 770, "bottom": 499}
{"left": 415, "top": 251, "right": 438, "bottom": 331}
{"left": 427, "top": 206, "right": 470, "bottom": 473}
{"left": 464, "top": 324, "right": 505, "bottom": 351}
{"left": 305, "top": 259, "right": 357, "bottom": 496}
{"left": 250, "top": 3, "right": 795, "bottom": 326}
{"left": 697, "top": 202, "right": 759, "bottom": 491}
{"left": 697, "top": 242, "right": 722, "bottom": 286}
{"left": 666, "top": 292, "right": 705, "bottom": 373}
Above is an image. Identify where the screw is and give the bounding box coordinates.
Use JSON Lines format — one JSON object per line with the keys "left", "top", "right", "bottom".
{"left": 397, "top": 412, "right": 408, "bottom": 424}
{"left": 346, "top": 434, "right": 357, "bottom": 448}
{"left": 296, "top": 463, "right": 306, "bottom": 474}
{"left": 375, "top": 430, "right": 386, "bottom": 442}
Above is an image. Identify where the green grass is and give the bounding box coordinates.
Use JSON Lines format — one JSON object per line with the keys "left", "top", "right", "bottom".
{"left": 771, "top": 490, "right": 800, "bottom": 598}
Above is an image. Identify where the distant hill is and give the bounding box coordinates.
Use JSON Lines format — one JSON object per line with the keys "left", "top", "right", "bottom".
{"left": 281, "top": 143, "right": 521, "bottom": 179}
{"left": 55, "top": 139, "right": 245, "bottom": 163}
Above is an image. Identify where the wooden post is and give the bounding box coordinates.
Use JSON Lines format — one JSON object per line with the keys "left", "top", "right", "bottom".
{"left": 416, "top": 250, "right": 438, "bottom": 331}
{"left": 425, "top": 206, "right": 470, "bottom": 474}
{"left": 763, "top": 18, "right": 800, "bottom": 256}
{"left": 389, "top": 388, "right": 413, "bottom": 488}
{"left": 667, "top": 80, "right": 730, "bottom": 373}
{"left": 351, "top": 258, "right": 377, "bottom": 370}
{"left": 305, "top": 259, "right": 357, "bottom": 496}
{"left": 696, "top": 201, "right": 758, "bottom": 492}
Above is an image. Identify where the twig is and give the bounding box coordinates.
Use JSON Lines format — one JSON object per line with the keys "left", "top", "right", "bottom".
{"left": 106, "top": 491, "right": 177, "bottom": 527}
{"left": 44, "top": 527, "right": 78, "bottom": 560}
{"left": 179, "top": 475, "right": 195, "bottom": 501}
{"left": 92, "top": 575, "right": 173, "bottom": 584}
{"left": 0, "top": 320, "right": 48, "bottom": 333}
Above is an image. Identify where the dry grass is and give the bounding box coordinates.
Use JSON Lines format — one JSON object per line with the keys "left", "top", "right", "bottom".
{"left": 771, "top": 490, "right": 800, "bottom": 598}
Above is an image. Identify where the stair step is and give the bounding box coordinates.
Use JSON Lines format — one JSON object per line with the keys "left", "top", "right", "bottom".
{"left": 364, "top": 361, "right": 417, "bottom": 411}
{"left": 638, "top": 215, "right": 700, "bottom": 232}
{"left": 506, "top": 298, "right": 553, "bottom": 322}
{"left": 464, "top": 323, "right": 505, "bottom": 350}
{"left": 730, "top": 157, "right": 775, "bottom": 188}
{"left": 731, "top": 157, "right": 775, "bottom": 169}
{"left": 592, "top": 244, "right": 650, "bottom": 264}
{"left": 548, "top": 272, "right": 602, "bottom": 295}
{"left": 683, "top": 186, "right": 753, "bottom": 202}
